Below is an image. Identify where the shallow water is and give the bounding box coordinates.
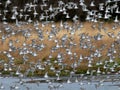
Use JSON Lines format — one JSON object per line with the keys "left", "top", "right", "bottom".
{"left": 0, "top": 76, "right": 120, "bottom": 90}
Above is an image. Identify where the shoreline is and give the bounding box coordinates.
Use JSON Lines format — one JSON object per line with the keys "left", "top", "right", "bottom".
{"left": 1, "top": 73, "right": 120, "bottom": 83}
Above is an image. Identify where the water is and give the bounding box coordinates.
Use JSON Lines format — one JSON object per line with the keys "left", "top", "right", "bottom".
{"left": 0, "top": 76, "right": 120, "bottom": 90}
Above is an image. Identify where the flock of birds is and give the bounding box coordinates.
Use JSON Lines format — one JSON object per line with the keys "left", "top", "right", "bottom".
{"left": 0, "top": 0, "right": 120, "bottom": 90}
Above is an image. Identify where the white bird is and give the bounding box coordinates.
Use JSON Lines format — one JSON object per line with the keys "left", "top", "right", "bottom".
{"left": 114, "top": 16, "right": 119, "bottom": 23}
{"left": 75, "top": 78, "right": 79, "bottom": 83}
{"left": 0, "top": 83, "right": 5, "bottom": 89}
{"left": 67, "top": 78, "right": 72, "bottom": 84}
{"left": 5, "top": 0, "right": 11, "bottom": 7}
{"left": 115, "top": 7, "right": 120, "bottom": 13}
{"left": 97, "top": 67, "right": 101, "bottom": 74}
{"left": 99, "top": 3, "right": 104, "bottom": 11}
{"left": 90, "top": 1, "right": 95, "bottom": 7}
{"left": 66, "top": 13, "right": 70, "bottom": 19}
{"left": 44, "top": 72, "right": 49, "bottom": 79}
{"left": 80, "top": 0, "right": 85, "bottom": 6}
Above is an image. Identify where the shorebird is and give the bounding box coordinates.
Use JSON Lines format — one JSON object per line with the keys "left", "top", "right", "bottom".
{"left": 0, "top": 83, "right": 5, "bottom": 89}
{"left": 114, "top": 16, "right": 119, "bottom": 23}
{"left": 115, "top": 7, "right": 120, "bottom": 13}
{"left": 90, "top": 1, "right": 95, "bottom": 7}
{"left": 10, "top": 84, "right": 19, "bottom": 90}
{"left": 44, "top": 72, "right": 49, "bottom": 79}
{"left": 94, "top": 33, "right": 104, "bottom": 40}
{"left": 67, "top": 78, "right": 72, "bottom": 84}
{"left": 5, "top": 0, "right": 11, "bottom": 7}
{"left": 80, "top": 0, "right": 85, "bottom": 6}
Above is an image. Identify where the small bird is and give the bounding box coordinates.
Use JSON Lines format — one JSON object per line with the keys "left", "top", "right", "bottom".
{"left": 90, "top": 1, "right": 95, "bottom": 7}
